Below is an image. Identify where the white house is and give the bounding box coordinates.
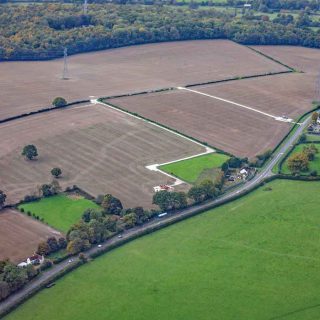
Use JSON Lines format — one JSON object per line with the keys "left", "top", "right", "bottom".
{"left": 17, "top": 262, "right": 28, "bottom": 268}
{"left": 18, "top": 254, "right": 44, "bottom": 268}
{"left": 239, "top": 168, "right": 249, "bottom": 179}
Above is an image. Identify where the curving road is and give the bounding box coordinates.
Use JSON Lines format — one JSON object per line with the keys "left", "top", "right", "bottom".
{"left": 0, "top": 114, "right": 311, "bottom": 318}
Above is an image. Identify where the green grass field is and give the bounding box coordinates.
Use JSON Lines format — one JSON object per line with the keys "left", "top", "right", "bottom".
{"left": 160, "top": 152, "right": 229, "bottom": 183}
{"left": 7, "top": 180, "right": 320, "bottom": 320}
{"left": 306, "top": 134, "right": 320, "bottom": 142}
{"left": 281, "top": 143, "right": 320, "bottom": 175}
{"left": 18, "top": 194, "right": 100, "bottom": 232}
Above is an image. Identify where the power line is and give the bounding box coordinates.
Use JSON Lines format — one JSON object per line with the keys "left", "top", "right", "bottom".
{"left": 62, "top": 47, "right": 69, "bottom": 80}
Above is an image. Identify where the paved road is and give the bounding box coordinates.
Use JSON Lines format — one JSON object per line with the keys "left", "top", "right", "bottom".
{"left": 0, "top": 115, "right": 311, "bottom": 318}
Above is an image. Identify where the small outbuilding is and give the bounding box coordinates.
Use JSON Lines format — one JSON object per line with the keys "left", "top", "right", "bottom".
{"left": 153, "top": 185, "right": 174, "bottom": 192}
{"left": 18, "top": 254, "right": 44, "bottom": 268}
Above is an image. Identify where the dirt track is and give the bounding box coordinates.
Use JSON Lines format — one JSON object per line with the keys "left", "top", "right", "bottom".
{"left": 0, "top": 104, "right": 204, "bottom": 208}
{"left": 0, "top": 40, "right": 287, "bottom": 120}
{"left": 0, "top": 209, "right": 62, "bottom": 263}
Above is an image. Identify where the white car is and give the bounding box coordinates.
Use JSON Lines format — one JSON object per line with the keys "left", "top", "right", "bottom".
{"left": 98, "top": 244, "right": 102, "bottom": 248}
{"left": 118, "top": 234, "right": 123, "bottom": 238}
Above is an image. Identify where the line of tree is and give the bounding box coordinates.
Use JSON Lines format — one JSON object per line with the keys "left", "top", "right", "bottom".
{"left": 37, "top": 237, "right": 67, "bottom": 256}
{"left": 0, "top": 4, "right": 319, "bottom": 61}
{"left": 65, "top": 194, "right": 159, "bottom": 254}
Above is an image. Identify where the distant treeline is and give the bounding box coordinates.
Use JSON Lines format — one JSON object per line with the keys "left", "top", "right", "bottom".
{"left": 2, "top": 0, "right": 320, "bottom": 10}
{"left": 0, "top": 3, "right": 319, "bottom": 61}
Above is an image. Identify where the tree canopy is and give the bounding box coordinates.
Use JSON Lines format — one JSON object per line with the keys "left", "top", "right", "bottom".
{"left": 0, "top": 3, "right": 319, "bottom": 61}
{"left": 22, "top": 145, "right": 38, "bottom": 160}
{"left": 52, "top": 97, "right": 67, "bottom": 107}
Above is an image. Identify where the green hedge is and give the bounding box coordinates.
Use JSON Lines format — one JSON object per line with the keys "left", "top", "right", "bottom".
{"left": 0, "top": 100, "right": 89, "bottom": 125}
{"left": 185, "top": 70, "right": 292, "bottom": 88}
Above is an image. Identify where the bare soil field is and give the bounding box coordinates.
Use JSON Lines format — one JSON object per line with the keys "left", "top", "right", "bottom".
{"left": 0, "top": 40, "right": 287, "bottom": 120}
{"left": 251, "top": 45, "right": 320, "bottom": 74}
{"left": 0, "top": 104, "right": 204, "bottom": 208}
{"left": 0, "top": 208, "right": 62, "bottom": 263}
{"left": 108, "top": 89, "right": 292, "bottom": 158}
{"left": 197, "top": 72, "right": 316, "bottom": 119}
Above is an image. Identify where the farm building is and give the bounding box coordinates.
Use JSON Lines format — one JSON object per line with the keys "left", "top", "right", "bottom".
{"left": 153, "top": 185, "right": 174, "bottom": 192}
{"left": 18, "top": 254, "right": 44, "bottom": 268}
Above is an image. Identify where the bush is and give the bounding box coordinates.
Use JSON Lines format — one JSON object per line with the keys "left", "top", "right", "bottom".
{"left": 299, "top": 133, "right": 307, "bottom": 143}
{"left": 95, "top": 195, "right": 104, "bottom": 205}
{"left": 52, "top": 97, "right": 67, "bottom": 107}
{"left": 22, "top": 144, "right": 38, "bottom": 160}
{"left": 39, "top": 260, "right": 53, "bottom": 271}
{"left": 20, "top": 208, "right": 24, "bottom": 213}
{"left": 24, "top": 194, "right": 40, "bottom": 203}
{"left": 51, "top": 167, "right": 62, "bottom": 178}
{"left": 310, "top": 170, "right": 317, "bottom": 176}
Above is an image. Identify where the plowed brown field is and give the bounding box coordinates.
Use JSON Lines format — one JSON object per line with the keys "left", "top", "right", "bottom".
{"left": 108, "top": 72, "right": 315, "bottom": 158}
{"left": 0, "top": 104, "right": 204, "bottom": 208}
{"left": 0, "top": 40, "right": 287, "bottom": 120}
{"left": 251, "top": 45, "right": 320, "bottom": 74}
{"left": 197, "top": 73, "right": 315, "bottom": 120}
{"left": 0, "top": 209, "right": 62, "bottom": 263}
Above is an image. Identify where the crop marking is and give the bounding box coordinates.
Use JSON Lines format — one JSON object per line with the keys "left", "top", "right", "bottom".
{"left": 177, "top": 87, "right": 295, "bottom": 123}
{"left": 92, "top": 99, "right": 215, "bottom": 187}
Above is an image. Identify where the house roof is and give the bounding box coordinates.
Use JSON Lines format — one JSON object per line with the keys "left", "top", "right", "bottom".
{"left": 29, "top": 254, "right": 42, "bottom": 261}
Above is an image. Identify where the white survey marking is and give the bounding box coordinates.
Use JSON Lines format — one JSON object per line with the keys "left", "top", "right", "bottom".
{"left": 92, "top": 99, "right": 215, "bottom": 186}
{"left": 146, "top": 147, "right": 215, "bottom": 186}
{"left": 92, "top": 99, "right": 210, "bottom": 148}
{"left": 177, "top": 87, "right": 294, "bottom": 123}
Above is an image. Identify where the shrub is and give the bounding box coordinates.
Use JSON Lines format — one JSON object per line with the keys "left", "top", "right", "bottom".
{"left": 51, "top": 167, "right": 62, "bottom": 178}
{"left": 52, "top": 97, "right": 67, "bottom": 107}
{"left": 39, "top": 260, "right": 53, "bottom": 271}
{"left": 24, "top": 194, "right": 40, "bottom": 203}
{"left": 20, "top": 208, "right": 24, "bottom": 213}
{"left": 299, "top": 133, "right": 307, "bottom": 143}
{"left": 22, "top": 144, "right": 38, "bottom": 160}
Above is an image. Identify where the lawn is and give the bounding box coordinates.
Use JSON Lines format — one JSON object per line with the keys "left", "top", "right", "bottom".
{"left": 7, "top": 180, "right": 320, "bottom": 320}
{"left": 306, "top": 134, "right": 320, "bottom": 142}
{"left": 18, "top": 194, "right": 100, "bottom": 233}
{"left": 159, "top": 152, "right": 229, "bottom": 183}
{"left": 281, "top": 143, "right": 320, "bottom": 175}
